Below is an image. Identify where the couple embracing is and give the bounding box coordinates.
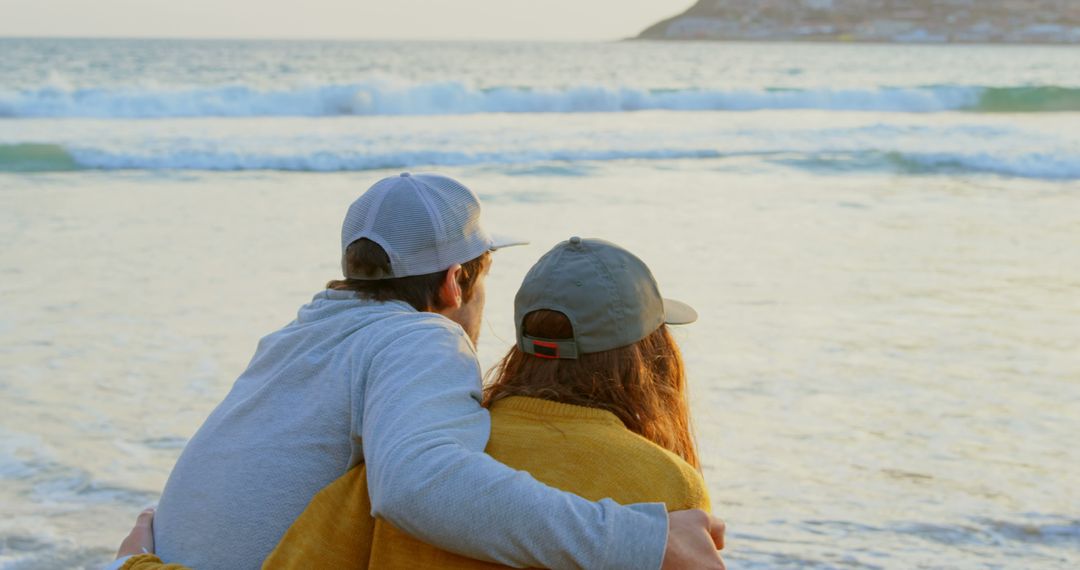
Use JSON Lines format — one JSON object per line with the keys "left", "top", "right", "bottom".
{"left": 112, "top": 173, "right": 726, "bottom": 570}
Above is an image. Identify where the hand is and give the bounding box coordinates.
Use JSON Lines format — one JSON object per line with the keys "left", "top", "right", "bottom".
{"left": 661, "top": 509, "right": 726, "bottom": 570}
{"left": 116, "top": 508, "right": 156, "bottom": 559}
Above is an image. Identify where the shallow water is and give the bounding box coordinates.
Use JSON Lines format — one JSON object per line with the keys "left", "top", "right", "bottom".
{"left": 1, "top": 40, "right": 1079, "bottom": 569}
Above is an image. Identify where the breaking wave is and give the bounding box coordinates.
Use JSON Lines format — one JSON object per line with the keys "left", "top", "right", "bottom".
{"left": 3, "top": 143, "right": 1077, "bottom": 180}
{"left": 0, "top": 143, "right": 81, "bottom": 172}
{"left": 2, "top": 82, "right": 1078, "bottom": 118}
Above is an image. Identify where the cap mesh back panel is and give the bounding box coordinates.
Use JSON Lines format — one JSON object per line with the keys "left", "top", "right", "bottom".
{"left": 412, "top": 175, "right": 489, "bottom": 269}
{"left": 371, "top": 180, "right": 439, "bottom": 276}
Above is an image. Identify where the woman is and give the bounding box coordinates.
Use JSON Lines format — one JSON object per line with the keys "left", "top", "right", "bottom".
{"left": 115, "top": 237, "right": 713, "bottom": 569}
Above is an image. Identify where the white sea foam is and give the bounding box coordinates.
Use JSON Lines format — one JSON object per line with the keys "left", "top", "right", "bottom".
{"left": 0, "top": 81, "right": 1000, "bottom": 118}
{"left": 0, "top": 146, "right": 1057, "bottom": 180}
{"left": 890, "top": 150, "right": 1080, "bottom": 180}
{"left": 65, "top": 147, "right": 725, "bottom": 171}
{"left": 3, "top": 109, "right": 1075, "bottom": 179}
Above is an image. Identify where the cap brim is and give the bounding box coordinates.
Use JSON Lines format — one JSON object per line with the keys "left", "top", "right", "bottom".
{"left": 490, "top": 232, "right": 530, "bottom": 251}
{"left": 663, "top": 298, "right": 698, "bottom": 325}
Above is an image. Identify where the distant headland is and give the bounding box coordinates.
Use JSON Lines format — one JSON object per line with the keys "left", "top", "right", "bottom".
{"left": 636, "top": 0, "right": 1080, "bottom": 44}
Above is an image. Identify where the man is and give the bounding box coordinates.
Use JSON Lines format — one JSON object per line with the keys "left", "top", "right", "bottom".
{"left": 147, "top": 173, "right": 725, "bottom": 569}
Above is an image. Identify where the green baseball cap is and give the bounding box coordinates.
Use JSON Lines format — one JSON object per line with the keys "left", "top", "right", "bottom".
{"left": 514, "top": 237, "right": 697, "bottom": 359}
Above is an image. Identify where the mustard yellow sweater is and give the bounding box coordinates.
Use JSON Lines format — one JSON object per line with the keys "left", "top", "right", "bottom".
{"left": 122, "top": 396, "right": 709, "bottom": 570}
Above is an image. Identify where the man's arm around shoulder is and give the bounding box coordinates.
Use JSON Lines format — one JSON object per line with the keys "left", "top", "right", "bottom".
{"left": 359, "top": 322, "right": 710, "bottom": 569}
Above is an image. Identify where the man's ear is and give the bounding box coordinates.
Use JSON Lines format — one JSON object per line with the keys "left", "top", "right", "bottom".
{"left": 437, "top": 264, "right": 463, "bottom": 310}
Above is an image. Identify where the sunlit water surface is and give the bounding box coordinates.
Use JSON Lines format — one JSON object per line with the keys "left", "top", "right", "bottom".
{"left": 1, "top": 40, "right": 1078, "bottom": 569}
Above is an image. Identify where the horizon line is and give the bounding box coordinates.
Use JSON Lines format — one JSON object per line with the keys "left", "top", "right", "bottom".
{"left": 0, "top": 33, "right": 633, "bottom": 43}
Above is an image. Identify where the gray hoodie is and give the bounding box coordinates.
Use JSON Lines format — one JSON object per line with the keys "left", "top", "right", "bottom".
{"left": 153, "top": 290, "right": 667, "bottom": 569}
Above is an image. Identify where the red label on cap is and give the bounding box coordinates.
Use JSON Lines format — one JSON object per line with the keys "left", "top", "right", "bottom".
{"left": 532, "top": 340, "right": 559, "bottom": 359}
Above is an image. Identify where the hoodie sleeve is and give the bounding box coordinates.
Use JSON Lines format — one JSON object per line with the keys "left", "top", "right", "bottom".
{"left": 356, "top": 320, "right": 669, "bottom": 570}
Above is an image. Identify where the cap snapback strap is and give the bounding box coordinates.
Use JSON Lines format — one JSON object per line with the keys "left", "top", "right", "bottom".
{"left": 521, "top": 335, "right": 579, "bottom": 360}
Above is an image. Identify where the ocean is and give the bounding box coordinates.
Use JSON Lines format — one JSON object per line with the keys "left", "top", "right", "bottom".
{"left": 0, "top": 38, "right": 1077, "bottom": 569}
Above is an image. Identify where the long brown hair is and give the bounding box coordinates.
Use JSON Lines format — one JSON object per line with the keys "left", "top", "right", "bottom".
{"left": 483, "top": 310, "right": 699, "bottom": 469}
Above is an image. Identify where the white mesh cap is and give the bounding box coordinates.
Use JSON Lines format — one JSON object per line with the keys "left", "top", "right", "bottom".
{"left": 341, "top": 173, "right": 527, "bottom": 279}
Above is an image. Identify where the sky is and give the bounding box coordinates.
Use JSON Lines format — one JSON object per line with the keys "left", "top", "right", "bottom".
{"left": 0, "top": 0, "right": 693, "bottom": 41}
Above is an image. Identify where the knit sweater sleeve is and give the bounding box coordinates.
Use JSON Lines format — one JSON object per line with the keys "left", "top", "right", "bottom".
{"left": 677, "top": 464, "right": 712, "bottom": 514}
{"left": 357, "top": 319, "right": 670, "bottom": 570}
